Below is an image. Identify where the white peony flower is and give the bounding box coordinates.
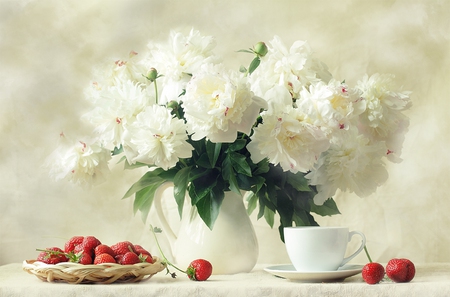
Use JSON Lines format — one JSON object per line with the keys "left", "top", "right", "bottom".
{"left": 182, "top": 63, "right": 267, "bottom": 143}
{"left": 47, "top": 134, "right": 111, "bottom": 187}
{"left": 123, "top": 104, "right": 194, "bottom": 170}
{"left": 249, "top": 36, "right": 332, "bottom": 102}
{"left": 297, "top": 79, "right": 366, "bottom": 134}
{"left": 306, "top": 127, "right": 389, "bottom": 205}
{"left": 248, "top": 105, "right": 330, "bottom": 173}
{"left": 143, "top": 29, "right": 220, "bottom": 104}
{"left": 90, "top": 51, "right": 149, "bottom": 92}
{"left": 355, "top": 73, "right": 411, "bottom": 160}
{"left": 82, "top": 80, "right": 154, "bottom": 147}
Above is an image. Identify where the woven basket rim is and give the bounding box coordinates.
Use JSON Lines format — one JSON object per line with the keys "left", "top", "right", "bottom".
{"left": 22, "top": 257, "right": 166, "bottom": 284}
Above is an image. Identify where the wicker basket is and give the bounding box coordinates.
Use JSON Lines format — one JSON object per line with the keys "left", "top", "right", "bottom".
{"left": 22, "top": 257, "right": 166, "bottom": 284}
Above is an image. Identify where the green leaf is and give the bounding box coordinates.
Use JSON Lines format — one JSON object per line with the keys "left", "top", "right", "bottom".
{"left": 173, "top": 167, "right": 191, "bottom": 217}
{"left": 228, "top": 172, "right": 240, "bottom": 195}
{"left": 122, "top": 169, "right": 165, "bottom": 199}
{"left": 246, "top": 192, "right": 258, "bottom": 215}
{"left": 310, "top": 198, "right": 341, "bottom": 216}
{"left": 286, "top": 172, "right": 311, "bottom": 192}
{"left": 264, "top": 207, "right": 275, "bottom": 228}
{"left": 256, "top": 190, "right": 267, "bottom": 220}
{"left": 195, "top": 189, "right": 225, "bottom": 230}
{"left": 188, "top": 167, "right": 210, "bottom": 182}
{"left": 248, "top": 57, "right": 261, "bottom": 75}
{"left": 230, "top": 152, "right": 252, "bottom": 177}
{"left": 239, "top": 65, "right": 247, "bottom": 73}
{"left": 228, "top": 139, "right": 247, "bottom": 151}
{"left": 275, "top": 190, "right": 294, "bottom": 227}
{"left": 188, "top": 171, "right": 218, "bottom": 205}
{"left": 112, "top": 145, "right": 123, "bottom": 156}
{"left": 133, "top": 184, "right": 162, "bottom": 222}
{"left": 292, "top": 211, "right": 310, "bottom": 226}
{"left": 253, "top": 159, "right": 270, "bottom": 175}
{"left": 206, "top": 141, "right": 222, "bottom": 168}
{"left": 236, "top": 49, "right": 254, "bottom": 54}
{"left": 222, "top": 154, "right": 240, "bottom": 195}
{"left": 195, "top": 153, "right": 212, "bottom": 169}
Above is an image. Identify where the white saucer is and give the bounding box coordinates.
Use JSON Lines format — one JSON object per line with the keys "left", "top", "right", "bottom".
{"left": 264, "top": 264, "right": 363, "bottom": 282}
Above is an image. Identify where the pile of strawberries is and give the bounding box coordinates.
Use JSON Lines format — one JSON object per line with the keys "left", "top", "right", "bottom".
{"left": 362, "top": 258, "right": 415, "bottom": 284}
{"left": 36, "top": 236, "right": 154, "bottom": 265}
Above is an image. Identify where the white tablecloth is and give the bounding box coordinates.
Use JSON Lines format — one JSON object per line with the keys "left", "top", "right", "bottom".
{"left": 1, "top": 263, "right": 449, "bottom": 297}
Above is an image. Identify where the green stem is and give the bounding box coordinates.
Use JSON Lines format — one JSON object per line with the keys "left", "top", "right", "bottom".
{"left": 154, "top": 81, "right": 159, "bottom": 105}
{"left": 364, "top": 245, "right": 373, "bottom": 263}
{"left": 149, "top": 225, "right": 186, "bottom": 275}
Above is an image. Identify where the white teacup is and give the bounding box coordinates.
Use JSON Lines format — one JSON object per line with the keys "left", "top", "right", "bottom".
{"left": 284, "top": 226, "right": 366, "bottom": 272}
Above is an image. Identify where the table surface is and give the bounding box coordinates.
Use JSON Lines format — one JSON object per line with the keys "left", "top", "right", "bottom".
{"left": 1, "top": 262, "right": 449, "bottom": 297}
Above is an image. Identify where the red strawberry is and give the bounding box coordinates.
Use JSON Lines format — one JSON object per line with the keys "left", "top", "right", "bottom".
{"left": 140, "top": 254, "right": 154, "bottom": 264}
{"left": 110, "top": 241, "right": 136, "bottom": 256}
{"left": 81, "top": 236, "right": 101, "bottom": 254}
{"left": 386, "top": 258, "right": 415, "bottom": 282}
{"left": 134, "top": 244, "right": 151, "bottom": 257}
{"left": 77, "top": 252, "right": 93, "bottom": 265}
{"left": 94, "top": 244, "right": 115, "bottom": 257}
{"left": 402, "top": 259, "right": 416, "bottom": 282}
{"left": 73, "top": 236, "right": 101, "bottom": 257}
{"left": 94, "top": 253, "right": 116, "bottom": 265}
{"left": 362, "top": 262, "right": 385, "bottom": 284}
{"left": 186, "top": 259, "right": 212, "bottom": 281}
{"left": 119, "top": 252, "right": 140, "bottom": 265}
{"left": 64, "top": 236, "right": 84, "bottom": 253}
{"left": 37, "top": 247, "right": 68, "bottom": 264}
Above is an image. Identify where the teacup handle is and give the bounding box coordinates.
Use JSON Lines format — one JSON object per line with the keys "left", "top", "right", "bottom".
{"left": 341, "top": 231, "right": 366, "bottom": 267}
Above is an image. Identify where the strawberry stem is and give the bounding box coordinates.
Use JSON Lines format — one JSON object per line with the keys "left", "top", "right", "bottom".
{"left": 364, "top": 245, "right": 373, "bottom": 263}
{"left": 149, "top": 224, "right": 186, "bottom": 276}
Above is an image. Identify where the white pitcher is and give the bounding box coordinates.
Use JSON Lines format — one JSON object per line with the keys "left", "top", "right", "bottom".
{"left": 154, "top": 182, "right": 259, "bottom": 275}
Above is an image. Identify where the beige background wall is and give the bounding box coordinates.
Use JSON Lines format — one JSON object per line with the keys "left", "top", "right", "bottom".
{"left": 1, "top": 0, "right": 449, "bottom": 266}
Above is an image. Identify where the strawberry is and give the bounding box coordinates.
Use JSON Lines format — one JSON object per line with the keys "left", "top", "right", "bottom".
{"left": 94, "top": 244, "right": 115, "bottom": 257}
{"left": 37, "top": 247, "right": 69, "bottom": 264}
{"left": 362, "top": 262, "right": 385, "bottom": 284}
{"left": 94, "top": 253, "right": 116, "bottom": 265}
{"left": 77, "top": 252, "right": 93, "bottom": 265}
{"left": 134, "top": 244, "right": 154, "bottom": 263}
{"left": 73, "top": 236, "right": 101, "bottom": 257}
{"left": 110, "top": 241, "right": 136, "bottom": 256}
{"left": 134, "top": 244, "right": 151, "bottom": 257}
{"left": 186, "top": 259, "right": 213, "bottom": 281}
{"left": 386, "top": 258, "right": 415, "bottom": 283}
{"left": 402, "top": 259, "right": 416, "bottom": 282}
{"left": 119, "top": 252, "right": 140, "bottom": 265}
{"left": 140, "top": 254, "right": 154, "bottom": 264}
{"left": 64, "top": 236, "right": 84, "bottom": 253}
{"left": 81, "top": 236, "right": 101, "bottom": 255}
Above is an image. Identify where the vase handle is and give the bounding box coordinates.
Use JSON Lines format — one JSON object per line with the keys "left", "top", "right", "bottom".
{"left": 154, "top": 182, "right": 178, "bottom": 244}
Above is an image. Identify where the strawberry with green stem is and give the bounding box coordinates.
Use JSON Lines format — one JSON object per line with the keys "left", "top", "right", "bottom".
{"left": 36, "top": 248, "right": 92, "bottom": 264}
{"left": 150, "top": 224, "right": 212, "bottom": 281}
{"left": 362, "top": 245, "right": 385, "bottom": 285}
{"left": 36, "top": 247, "right": 68, "bottom": 264}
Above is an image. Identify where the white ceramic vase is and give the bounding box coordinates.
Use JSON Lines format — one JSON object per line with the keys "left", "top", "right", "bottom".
{"left": 154, "top": 182, "right": 259, "bottom": 275}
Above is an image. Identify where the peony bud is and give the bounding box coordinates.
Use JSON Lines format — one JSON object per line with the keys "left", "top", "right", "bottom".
{"left": 253, "top": 42, "right": 268, "bottom": 57}
{"left": 147, "top": 67, "right": 158, "bottom": 82}
{"left": 167, "top": 100, "right": 179, "bottom": 110}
